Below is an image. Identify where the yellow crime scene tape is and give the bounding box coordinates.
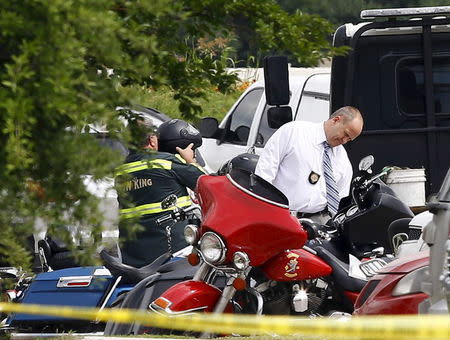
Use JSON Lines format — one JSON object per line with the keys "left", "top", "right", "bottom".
{"left": 1, "top": 302, "right": 450, "bottom": 339}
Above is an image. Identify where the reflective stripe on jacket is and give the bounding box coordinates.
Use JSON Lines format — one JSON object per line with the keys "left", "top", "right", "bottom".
{"left": 119, "top": 195, "right": 191, "bottom": 219}
{"left": 115, "top": 159, "right": 172, "bottom": 175}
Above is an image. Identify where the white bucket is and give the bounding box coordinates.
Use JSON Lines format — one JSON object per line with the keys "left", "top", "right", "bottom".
{"left": 385, "top": 168, "right": 426, "bottom": 207}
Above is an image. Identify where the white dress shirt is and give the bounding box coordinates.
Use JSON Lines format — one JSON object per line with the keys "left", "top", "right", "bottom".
{"left": 255, "top": 121, "right": 353, "bottom": 213}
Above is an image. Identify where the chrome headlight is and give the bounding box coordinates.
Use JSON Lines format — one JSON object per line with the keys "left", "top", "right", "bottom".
{"left": 199, "top": 232, "right": 226, "bottom": 264}
{"left": 233, "top": 251, "right": 250, "bottom": 270}
{"left": 392, "top": 266, "right": 429, "bottom": 296}
{"left": 184, "top": 224, "right": 199, "bottom": 245}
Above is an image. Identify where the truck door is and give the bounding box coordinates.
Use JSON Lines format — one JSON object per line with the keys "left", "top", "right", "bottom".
{"left": 199, "top": 87, "right": 264, "bottom": 172}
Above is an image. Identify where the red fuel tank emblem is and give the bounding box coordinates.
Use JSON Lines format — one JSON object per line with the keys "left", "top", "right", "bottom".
{"left": 284, "top": 252, "right": 300, "bottom": 278}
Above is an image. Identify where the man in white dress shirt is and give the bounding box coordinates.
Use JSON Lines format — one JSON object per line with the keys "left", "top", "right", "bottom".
{"left": 255, "top": 106, "right": 364, "bottom": 223}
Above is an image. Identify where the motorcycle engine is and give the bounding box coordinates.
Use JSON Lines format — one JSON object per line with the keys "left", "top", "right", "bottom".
{"left": 262, "top": 282, "right": 292, "bottom": 315}
{"left": 255, "top": 280, "right": 326, "bottom": 315}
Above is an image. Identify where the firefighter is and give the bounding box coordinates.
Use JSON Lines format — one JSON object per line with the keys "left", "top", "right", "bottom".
{"left": 115, "top": 118, "right": 205, "bottom": 267}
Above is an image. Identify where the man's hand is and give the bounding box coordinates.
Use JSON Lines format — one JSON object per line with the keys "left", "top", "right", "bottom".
{"left": 176, "top": 143, "right": 196, "bottom": 164}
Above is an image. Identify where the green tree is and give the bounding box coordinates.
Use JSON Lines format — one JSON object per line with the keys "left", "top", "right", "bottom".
{"left": 223, "top": 1, "right": 346, "bottom": 66}
{"left": 278, "top": 0, "right": 365, "bottom": 25}
{"left": 0, "top": 0, "right": 344, "bottom": 269}
{"left": 278, "top": 0, "right": 450, "bottom": 26}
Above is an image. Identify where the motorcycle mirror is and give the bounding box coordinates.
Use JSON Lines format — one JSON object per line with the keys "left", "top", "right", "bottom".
{"left": 358, "top": 155, "right": 374, "bottom": 171}
{"left": 161, "top": 194, "right": 177, "bottom": 209}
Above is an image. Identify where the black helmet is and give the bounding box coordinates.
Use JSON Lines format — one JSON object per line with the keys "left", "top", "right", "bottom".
{"left": 157, "top": 119, "right": 202, "bottom": 154}
{"left": 218, "top": 153, "right": 260, "bottom": 175}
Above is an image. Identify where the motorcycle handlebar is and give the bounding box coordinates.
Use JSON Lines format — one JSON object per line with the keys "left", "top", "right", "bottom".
{"left": 156, "top": 204, "right": 200, "bottom": 226}
{"left": 183, "top": 205, "right": 200, "bottom": 214}
{"left": 352, "top": 168, "right": 391, "bottom": 208}
{"left": 362, "top": 169, "right": 390, "bottom": 188}
{"left": 156, "top": 214, "right": 174, "bottom": 226}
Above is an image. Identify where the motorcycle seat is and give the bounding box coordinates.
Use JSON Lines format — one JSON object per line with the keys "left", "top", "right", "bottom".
{"left": 37, "top": 237, "right": 78, "bottom": 270}
{"left": 314, "top": 246, "right": 367, "bottom": 292}
{"left": 306, "top": 238, "right": 348, "bottom": 264}
{"left": 157, "top": 257, "right": 198, "bottom": 278}
{"left": 100, "top": 249, "right": 171, "bottom": 284}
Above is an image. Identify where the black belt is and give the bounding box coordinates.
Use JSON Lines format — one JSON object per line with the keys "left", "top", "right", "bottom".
{"left": 297, "top": 208, "right": 329, "bottom": 219}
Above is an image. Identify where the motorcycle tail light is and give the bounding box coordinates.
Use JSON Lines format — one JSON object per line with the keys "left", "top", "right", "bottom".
{"left": 199, "top": 232, "right": 226, "bottom": 264}
{"left": 57, "top": 276, "right": 92, "bottom": 288}
{"left": 233, "top": 251, "right": 250, "bottom": 270}
{"left": 184, "top": 224, "right": 199, "bottom": 245}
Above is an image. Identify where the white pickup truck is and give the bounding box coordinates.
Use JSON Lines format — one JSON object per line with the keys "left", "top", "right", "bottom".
{"left": 198, "top": 68, "right": 330, "bottom": 172}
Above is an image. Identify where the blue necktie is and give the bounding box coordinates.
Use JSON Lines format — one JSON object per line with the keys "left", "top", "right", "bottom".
{"left": 323, "top": 142, "right": 340, "bottom": 216}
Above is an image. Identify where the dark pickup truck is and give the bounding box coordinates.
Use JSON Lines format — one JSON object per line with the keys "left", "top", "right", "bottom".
{"left": 264, "top": 6, "right": 450, "bottom": 196}
{"left": 332, "top": 6, "right": 450, "bottom": 195}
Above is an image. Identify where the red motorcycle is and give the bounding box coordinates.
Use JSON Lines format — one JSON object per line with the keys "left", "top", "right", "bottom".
{"left": 146, "top": 155, "right": 413, "bottom": 327}
{"left": 353, "top": 251, "right": 429, "bottom": 315}
{"left": 354, "top": 168, "right": 450, "bottom": 315}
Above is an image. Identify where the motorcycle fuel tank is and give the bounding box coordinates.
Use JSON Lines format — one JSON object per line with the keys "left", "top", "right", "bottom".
{"left": 262, "top": 249, "right": 332, "bottom": 281}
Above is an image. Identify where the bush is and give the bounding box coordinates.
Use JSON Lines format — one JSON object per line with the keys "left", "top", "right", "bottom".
{"left": 140, "top": 85, "right": 244, "bottom": 125}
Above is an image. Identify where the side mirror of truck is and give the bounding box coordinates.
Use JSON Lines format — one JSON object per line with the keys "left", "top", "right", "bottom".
{"left": 264, "top": 56, "right": 292, "bottom": 129}
{"left": 267, "top": 107, "right": 292, "bottom": 129}
{"left": 199, "top": 117, "right": 219, "bottom": 138}
{"left": 263, "top": 56, "right": 290, "bottom": 106}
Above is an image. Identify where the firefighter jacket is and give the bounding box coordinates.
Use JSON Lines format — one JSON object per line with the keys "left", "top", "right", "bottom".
{"left": 115, "top": 149, "right": 206, "bottom": 267}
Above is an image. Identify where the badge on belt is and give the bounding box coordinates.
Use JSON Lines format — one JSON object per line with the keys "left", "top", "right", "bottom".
{"left": 308, "top": 171, "right": 320, "bottom": 184}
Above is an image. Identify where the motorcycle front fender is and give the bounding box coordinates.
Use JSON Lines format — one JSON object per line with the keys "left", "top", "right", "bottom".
{"left": 150, "top": 280, "right": 224, "bottom": 314}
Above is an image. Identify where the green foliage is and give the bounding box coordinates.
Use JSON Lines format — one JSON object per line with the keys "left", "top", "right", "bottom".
{"left": 0, "top": 0, "right": 339, "bottom": 269}
{"left": 138, "top": 86, "right": 243, "bottom": 125}
{"left": 278, "top": 0, "right": 450, "bottom": 26}
{"left": 228, "top": 0, "right": 348, "bottom": 66}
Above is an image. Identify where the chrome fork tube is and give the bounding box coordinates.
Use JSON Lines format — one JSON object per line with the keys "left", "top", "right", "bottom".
{"left": 201, "top": 277, "right": 238, "bottom": 338}
{"left": 212, "top": 279, "right": 237, "bottom": 314}
{"left": 193, "top": 262, "right": 210, "bottom": 281}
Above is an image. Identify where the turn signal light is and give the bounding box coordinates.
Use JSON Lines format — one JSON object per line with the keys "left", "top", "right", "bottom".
{"left": 233, "top": 277, "right": 246, "bottom": 291}
{"left": 188, "top": 252, "right": 200, "bottom": 266}
{"left": 153, "top": 297, "right": 170, "bottom": 309}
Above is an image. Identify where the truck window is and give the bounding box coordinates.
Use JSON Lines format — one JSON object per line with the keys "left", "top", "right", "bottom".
{"left": 254, "top": 103, "right": 277, "bottom": 147}
{"left": 295, "top": 73, "right": 330, "bottom": 123}
{"left": 350, "top": 34, "right": 450, "bottom": 130}
{"left": 223, "top": 88, "right": 263, "bottom": 145}
{"left": 397, "top": 58, "right": 450, "bottom": 116}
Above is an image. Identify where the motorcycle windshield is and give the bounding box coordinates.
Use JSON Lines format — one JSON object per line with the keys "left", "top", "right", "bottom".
{"left": 197, "top": 169, "right": 307, "bottom": 266}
